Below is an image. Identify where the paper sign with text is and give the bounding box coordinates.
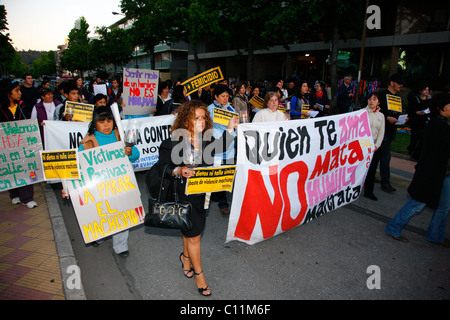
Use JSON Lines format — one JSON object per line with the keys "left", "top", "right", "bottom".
{"left": 66, "top": 101, "right": 94, "bottom": 122}
{"left": 122, "top": 68, "right": 159, "bottom": 116}
{"left": 185, "top": 166, "right": 236, "bottom": 195}
{"left": 213, "top": 107, "right": 239, "bottom": 126}
{"left": 301, "top": 104, "right": 310, "bottom": 118}
{"left": 226, "top": 110, "right": 374, "bottom": 245}
{"left": 67, "top": 141, "right": 144, "bottom": 244}
{"left": 182, "top": 67, "right": 224, "bottom": 96}
{"left": 386, "top": 94, "right": 402, "bottom": 113}
{"left": 0, "top": 119, "right": 44, "bottom": 191}
{"left": 249, "top": 95, "right": 264, "bottom": 109}
{"left": 44, "top": 115, "right": 175, "bottom": 171}
{"left": 41, "top": 150, "right": 79, "bottom": 180}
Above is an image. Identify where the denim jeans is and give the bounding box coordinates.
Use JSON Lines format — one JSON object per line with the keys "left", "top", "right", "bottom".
{"left": 386, "top": 174, "right": 450, "bottom": 242}
{"left": 112, "top": 230, "right": 129, "bottom": 254}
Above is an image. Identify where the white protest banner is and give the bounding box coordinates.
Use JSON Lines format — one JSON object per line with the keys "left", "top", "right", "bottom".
{"left": 43, "top": 114, "right": 175, "bottom": 171}
{"left": 67, "top": 141, "right": 144, "bottom": 244}
{"left": 0, "top": 119, "right": 45, "bottom": 191}
{"left": 226, "top": 110, "right": 374, "bottom": 245}
{"left": 122, "top": 68, "right": 159, "bottom": 116}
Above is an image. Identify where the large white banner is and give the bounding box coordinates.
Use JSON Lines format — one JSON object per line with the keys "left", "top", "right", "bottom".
{"left": 226, "top": 110, "right": 374, "bottom": 245}
{"left": 43, "top": 115, "right": 175, "bottom": 171}
{"left": 67, "top": 141, "right": 144, "bottom": 244}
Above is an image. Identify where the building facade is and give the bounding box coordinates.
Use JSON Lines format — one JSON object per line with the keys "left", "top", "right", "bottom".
{"left": 187, "top": 0, "right": 449, "bottom": 92}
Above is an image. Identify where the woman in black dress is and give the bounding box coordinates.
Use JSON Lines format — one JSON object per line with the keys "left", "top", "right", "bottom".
{"left": 157, "top": 99, "right": 238, "bottom": 296}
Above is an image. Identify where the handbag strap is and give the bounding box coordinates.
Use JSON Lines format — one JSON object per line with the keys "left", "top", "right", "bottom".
{"left": 158, "top": 164, "right": 180, "bottom": 204}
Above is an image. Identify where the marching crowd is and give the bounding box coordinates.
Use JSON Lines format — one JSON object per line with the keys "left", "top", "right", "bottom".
{"left": 0, "top": 71, "right": 449, "bottom": 297}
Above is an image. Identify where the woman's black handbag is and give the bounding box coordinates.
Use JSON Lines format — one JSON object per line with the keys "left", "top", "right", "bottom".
{"left": 144, "top": 164, "right": 192, "bottom": 231}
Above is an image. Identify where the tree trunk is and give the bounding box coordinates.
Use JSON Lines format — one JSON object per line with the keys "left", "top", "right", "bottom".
{"left": 149, "top": 47, "right": 155, "bottom": 70}
{"left": 247, "top": 37, "right": 254, "bottom": 82}
{"left": 193, "top": 45, "right": 201, "bottom": 74}
{"left": 330, "top": 21, "right": 339, "bottom": 109}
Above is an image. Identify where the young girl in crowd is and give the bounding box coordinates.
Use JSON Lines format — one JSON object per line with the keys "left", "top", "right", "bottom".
{"left": 63, "top": 106, "right": 139, "bottom": 257}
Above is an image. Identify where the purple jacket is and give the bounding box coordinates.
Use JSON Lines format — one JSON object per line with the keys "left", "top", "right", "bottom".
{"left": 33, "top": 100, "right": 62, "bottom": 147}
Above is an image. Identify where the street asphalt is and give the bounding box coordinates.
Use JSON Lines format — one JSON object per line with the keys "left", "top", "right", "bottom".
{"left": 52, "top": 158, "right": 449, "bottom": 302}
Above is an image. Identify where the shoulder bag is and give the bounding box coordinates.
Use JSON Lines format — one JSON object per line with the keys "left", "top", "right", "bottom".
{"left": 144, "top": 164, "right": 192, "bottom": 231}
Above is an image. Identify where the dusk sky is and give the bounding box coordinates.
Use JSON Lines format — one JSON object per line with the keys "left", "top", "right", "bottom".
{"left": 2, "top": 0, "right": 123, "bottom": 51}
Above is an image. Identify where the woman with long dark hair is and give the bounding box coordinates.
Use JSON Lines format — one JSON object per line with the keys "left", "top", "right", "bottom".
{"left": 289, "top": 80, "right": 311, "bottom": 119}
{"left": 0, "top": 79, "right": 37, "bottom": 208}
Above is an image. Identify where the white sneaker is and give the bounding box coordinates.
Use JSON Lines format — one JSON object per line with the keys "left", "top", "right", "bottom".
{"left": 24, "top": 201, "right": 37, "bottom": 209}
{"left": 11, "top": 197, "right": 21, "bottom": 205}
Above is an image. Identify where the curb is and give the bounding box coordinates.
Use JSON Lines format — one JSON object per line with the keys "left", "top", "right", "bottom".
{"left": 42, "top": 184, "right": 86, "bottom": 300}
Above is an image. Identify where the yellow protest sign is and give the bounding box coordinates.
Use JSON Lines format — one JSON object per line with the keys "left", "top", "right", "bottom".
{"left": 66, "top": 101, "right": 94, "bottom": 122}
{"left": 185, "top": 166, "right": 236, "bottom": 195}
{"left": 182, "top": 67, "right": 224, "bottom": 96}
{"left": 41, "top": 150, "right": 79, "bottom": 180}
{"left": 213, "top": 107, "right": 238, "bottom": 126}
{"left": 278, "top": 105, "right": 286, "bottom": 114}
{"left": 301, "top": 104, "right": 310, "bottom": 118}
{"left": 386, "top": 94, "right": 402, "bottom": 112}
{"left": 249, "top": 95, "right": 264, "bottom": 109}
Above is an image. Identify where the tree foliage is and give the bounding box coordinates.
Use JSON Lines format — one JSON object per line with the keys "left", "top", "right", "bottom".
{"left": 0, "top": 5, "right": 23, "bottom": 76}
{"left": 90, "top": 26, "right": 134, "bottom": 74}
{"left": 31, "top": 51, "right": 56, "bottom": 77}
{"left": 61, "top": 17, "right": 91, "bottom": 75}
{"left": 61, "top": 16, "right": 135, "bottom": 77}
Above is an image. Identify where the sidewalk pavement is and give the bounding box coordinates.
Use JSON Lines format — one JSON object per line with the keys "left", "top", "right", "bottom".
{"left": 0, "top": 182, "right": 85, "bottom": 300}
{"left": 0, "top": 154, "right": 416, "bottom": 300}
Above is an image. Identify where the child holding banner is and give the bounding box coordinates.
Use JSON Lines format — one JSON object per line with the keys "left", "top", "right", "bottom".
{"left": 64, "top": 106, "right": 140, "bottom": 257}
{"left": 157, "top": 100, "right": 238, "bottom": 296}
{"left": 55, "top": 81, "right": 79, "bottom": 121}
{"left": 0, "top": 79, "right": 37, "bottom": 208}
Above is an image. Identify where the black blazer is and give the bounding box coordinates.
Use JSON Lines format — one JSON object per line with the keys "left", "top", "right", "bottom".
{"left": 407, "top": 115, "right": 450, "bottom": 209}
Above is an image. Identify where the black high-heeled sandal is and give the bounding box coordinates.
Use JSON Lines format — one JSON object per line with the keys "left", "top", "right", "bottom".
{"left": 193, "top": 270, "right": 211, "bottom": 297}
{"left": 179, "top": 253, "right": 194, "bottom": 278}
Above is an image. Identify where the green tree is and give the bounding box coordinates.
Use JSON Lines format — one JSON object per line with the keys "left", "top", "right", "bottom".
{"left": 31, "top": 51, "right": 56, "bottom": 77}
{"left": 120, "top": 0, "right": 171, "bottom": 69}
{"left": 223, "top": 0, "right": 292, "bottom": 81}
{"left": 90, "top": 26, "right": 135, "bottom": 75}
{"left": 61, "top": 17, "right": 91, "bottom": 75}
{"left": 163, "top": 0, "right": 227, "bottom": 74}
{"left": 0, "top": 5, "right": 20, "bottom": 75}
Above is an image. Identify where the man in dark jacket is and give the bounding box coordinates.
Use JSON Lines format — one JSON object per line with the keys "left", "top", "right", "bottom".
{"left": 385, "top": 93, "right": 450, "bottom": 246}
{"left": 336, "top": 75, "right": 354, "bottom": 114}
{"left": 377, "top": 73, "right": 404, "bottom": 193}
{"left": 19, "top": 73, "right": 38, "bottom": 119}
